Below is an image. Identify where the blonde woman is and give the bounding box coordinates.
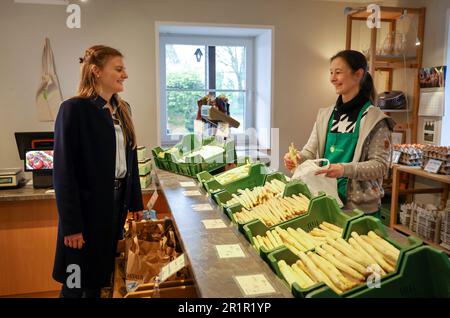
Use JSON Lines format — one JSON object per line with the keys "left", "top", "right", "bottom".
{"left": 53, "top": 45, "right": 143, "bottom": 298}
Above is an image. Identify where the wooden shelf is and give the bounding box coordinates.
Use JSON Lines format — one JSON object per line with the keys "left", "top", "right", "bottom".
{"left": 381, "top": 109, "right": 411, "bottom": 113}
{"left": 346, "top": 6, "right": 425, "bottom": 143}
{"left": 393, "top": 224, "right": 450, "bottom": 256}
{"left": 373, "top": 56, "right": 419, "bottom": 69}
{"left": 395, "top": 165, "right": 450, "bottom": 184}
{"left": 349, "top": 6, "right": 423, "bottom": 20}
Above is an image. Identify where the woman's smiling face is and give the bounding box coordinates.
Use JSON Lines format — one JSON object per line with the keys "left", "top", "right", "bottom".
{"left": 96, "top": 56, "right": 128, "bottom": 94}
{"left": 329, "top": 57, "right": 363, "bottom": 96}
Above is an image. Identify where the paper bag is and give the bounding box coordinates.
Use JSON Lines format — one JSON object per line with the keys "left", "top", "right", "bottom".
{"left": 125, "top": 236, "right": 164, "bottom": 292}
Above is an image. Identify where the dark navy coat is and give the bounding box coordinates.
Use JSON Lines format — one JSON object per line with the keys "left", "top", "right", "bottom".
{"left": 52, "top": 95, "right": 143, "bottom": 289}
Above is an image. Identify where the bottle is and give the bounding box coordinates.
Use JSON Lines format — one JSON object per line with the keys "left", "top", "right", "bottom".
{"left": 153, "top": 276, "right": 160, "bottom": 298}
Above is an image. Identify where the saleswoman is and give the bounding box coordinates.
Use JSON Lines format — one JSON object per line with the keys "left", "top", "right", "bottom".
{"left": 284, "top": 50, "right": 394, "bottom": 216}
{"left": 53, "top": 45, "right": 143, "bottom": 298}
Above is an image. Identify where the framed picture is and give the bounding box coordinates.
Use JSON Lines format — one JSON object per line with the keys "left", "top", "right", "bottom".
{"left": 391, "top": 131, "right": 405, "bottom": 145}
{"left": 419, "top": 66, "right": 446, "bottom": 88}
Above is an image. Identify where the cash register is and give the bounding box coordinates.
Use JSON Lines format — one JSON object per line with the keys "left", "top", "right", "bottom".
{"left": 15, "top": 132, "right": 54, "bottom": 189}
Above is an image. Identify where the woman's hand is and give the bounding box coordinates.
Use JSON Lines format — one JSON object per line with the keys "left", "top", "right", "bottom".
{"left": 133, "top": 211, "right": 144, "bottom": 221}
{"left": 64, "top": 233, "right": 85, "bottom": 249}
{"left": 315, "top": 163, "right": 344, "bottom": 178}
{"left": 284, "top": 152, "right": 301, "bottom": 172}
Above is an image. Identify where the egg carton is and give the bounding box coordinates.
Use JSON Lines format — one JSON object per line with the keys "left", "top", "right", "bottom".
{"left": 440, "top": 218, "right": 450, "bottom": 232}
{"left": 440, "top": 231, "right": 450, "bottom": 244}
{"left": 440, "top": 241, "right": 450, "bottom": 251}
{"left": 423, "top": 154, "right": 450, "bottom": 162}
{"left": 422, "top": 145, "right": 450, "bottom": 161}
{"left": 399, "top": 160, "right": 422, "bottom": 167}
{"left": 399, "top": 214, "right": 411, "bottom": 226}
{"left": 441, "top": 212, "right": 450, "bottom": 223}
{"left": 409, "top": 224, "right": 436, "bottom": 242}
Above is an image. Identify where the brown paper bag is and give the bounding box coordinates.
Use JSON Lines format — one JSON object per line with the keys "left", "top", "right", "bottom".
{"left": 125, "top": 236, "right": 161, "bottom": 292}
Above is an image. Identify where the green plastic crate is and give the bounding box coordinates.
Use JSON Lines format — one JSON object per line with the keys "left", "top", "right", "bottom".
{"left": 196, "top": 157, "right": 253, "bottom": 191}
{"left": 203, "top": 162, "right": 270, "bottom": 198}
{"left": 213, "top": 172, "right": 288, "bottom": 212}
{"left": 379, "top": 207, "right": 391, "bottom": 227}
{"left": 268, "top": 215, "right": 423, "bottom": 298}
{"left": 151, "top": 134, "right": 236, "bottom": 177}
{"left": 307, "top": 246, "right": 450, "bottom": 298}
{"left": 185, "top": 139, "right": 236, "bottom": 177}
{"left": 151, "top": 146, "right": 179, "bottom": 171}
{"left": 244, "top": 195, "right": 364, "bottom": 265}
{"left": 225, "top": 180, "right": 313, "bottom": 235}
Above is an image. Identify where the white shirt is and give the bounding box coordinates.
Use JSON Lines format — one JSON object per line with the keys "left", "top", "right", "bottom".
{"left": 114, "top": 122, "right": 127, "bottom": 179}
{"left": 105, "top": 104, "right": 127, "bottom": 179}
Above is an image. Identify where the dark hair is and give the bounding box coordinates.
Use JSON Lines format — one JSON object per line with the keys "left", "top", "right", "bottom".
{"left": 331, "top": 50, "right": 376, "bottom": 104}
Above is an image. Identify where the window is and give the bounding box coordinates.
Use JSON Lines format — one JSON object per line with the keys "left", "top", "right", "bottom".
{"left": 159, "top": 35, "right": 254, "bottom": 144}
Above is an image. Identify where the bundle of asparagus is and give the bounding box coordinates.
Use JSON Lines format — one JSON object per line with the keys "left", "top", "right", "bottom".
{"left": 278, "top": 230, "right": 400, "bottom": 294}
{"left": 234, "top": 194, "right": 310, "bottom": 226}
{"left": 253, "top": 222, "right": 343, "bottom": 252}
{"left": 225, "top": 179, "right": 286, "bottom": 208}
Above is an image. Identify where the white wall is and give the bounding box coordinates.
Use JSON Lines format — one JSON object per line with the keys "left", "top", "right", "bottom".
{"left": 0, "top": 0, "right": 348, "bottom": 173}
{"left": 1, "top": 0, "right": 448, "bottom": 176}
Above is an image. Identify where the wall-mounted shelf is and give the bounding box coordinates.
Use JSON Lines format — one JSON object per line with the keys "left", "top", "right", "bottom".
{"left": 346, "top": 6, "right": 426, "bottom": 143}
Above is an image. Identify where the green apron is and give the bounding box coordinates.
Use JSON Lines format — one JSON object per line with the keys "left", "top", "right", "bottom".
{"left": 324, "top": 101, "right": 371, "bottom": 204}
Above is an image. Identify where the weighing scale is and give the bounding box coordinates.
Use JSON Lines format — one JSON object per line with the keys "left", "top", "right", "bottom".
{"left": 0, "top": 168, "right": 25, "bottom": 189}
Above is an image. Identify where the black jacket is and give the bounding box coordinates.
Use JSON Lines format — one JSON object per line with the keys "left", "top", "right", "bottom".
{"left": 52, "top": 95, "right": 143, "bottom": 288}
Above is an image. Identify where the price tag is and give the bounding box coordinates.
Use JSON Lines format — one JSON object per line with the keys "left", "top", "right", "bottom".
{"left": 234, "top": 274, "right": 276, "bottom": 296}
{"left": 424, "top": 159, "right": 443, "bottom": 174}
{"left": 180, "top": 181, "right": 196, "bottom": 188}
{"left": 392, "top": 150, "right": 401, "bottom": 164}
{"left": 191, "top": 203, "right": 213, "bottom": 212}
{"left": 146, "top": 190, "right": 159, "bottom": 210}
{"left": 215, "top": 244, "right": 246, "bottom": 259}
{"left": 183, "top": 190, "right": 202, "bottom": 197}
{"left": 201, "top": 219, "right": 227, "bottom": 229}
{"left": 159, "top": 253, "right": 186, "bottom": 283}
{"left": 216, "top": 122, "right": 230, "bottom": 138}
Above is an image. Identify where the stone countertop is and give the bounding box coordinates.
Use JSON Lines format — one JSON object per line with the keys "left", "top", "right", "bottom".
{"left": 0, "top": 180, "right": 158, "bottom": 202}
{"left": 154, "top": 168, "right": 292, "bottom": 298}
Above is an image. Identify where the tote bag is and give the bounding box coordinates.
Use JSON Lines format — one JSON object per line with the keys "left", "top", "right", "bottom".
{"left": 36, "top": 38, "right": 63, "bottom": 121}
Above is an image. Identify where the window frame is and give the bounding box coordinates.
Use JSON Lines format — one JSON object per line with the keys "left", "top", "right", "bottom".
{"left": 159, "top": 34, "right": 254, "bottom": 145}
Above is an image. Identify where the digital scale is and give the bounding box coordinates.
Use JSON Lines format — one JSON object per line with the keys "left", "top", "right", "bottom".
{"left": 0, "top": 168, "right": 25, "bottom": 189}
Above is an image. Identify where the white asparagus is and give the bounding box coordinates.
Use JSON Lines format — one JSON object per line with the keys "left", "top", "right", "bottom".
{"left": 361, "top": 235, "right": 398, "bottom": 265}
{"left": 322, "top": 222, "right": 343, "bottom": 233}
{"left": 327, "top": 237, "right": 370, "bottom": 268}
{"left": 367, "top": 231, "right": 400, "bottom": 258}
{"left": 348, "top": 237, "right": 386, "bottom": 276}
{"left": 351, "top": 232, "right": 395, "bottom": 273}
{"left": 315, "top": 246, "right": 365, "bottom": 281}
{"left": 308, "top": 252, "right": 349, "bottom": 291}
{"left": 295, "top": 260, "right": 317, "bottom": 283}
{"left": 291, "top": 263, "right": 315, "bottom": 288}
{"left": 298, "top": 251, "right": 342, "bottom": 294}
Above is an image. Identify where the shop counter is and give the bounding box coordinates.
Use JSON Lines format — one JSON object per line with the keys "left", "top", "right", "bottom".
{"left": 153, "top": 169, "right": 292, "bottom": 298}
{"left": 0, "top": 183, "right": 158, "bottom": 297}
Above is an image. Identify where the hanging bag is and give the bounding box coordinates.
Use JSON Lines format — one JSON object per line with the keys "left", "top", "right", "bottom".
{"left": 36, "top": 38, "right": 63, "bottom": 121}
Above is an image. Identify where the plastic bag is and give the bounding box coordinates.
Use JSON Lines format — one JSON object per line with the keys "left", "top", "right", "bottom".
{"left": 292, "top": 159, "right": 344, "bottom": 207}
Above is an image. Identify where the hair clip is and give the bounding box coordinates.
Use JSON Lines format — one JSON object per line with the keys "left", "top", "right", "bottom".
{"left": 79, "top": 57, "right": 84, "bottom": 64}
